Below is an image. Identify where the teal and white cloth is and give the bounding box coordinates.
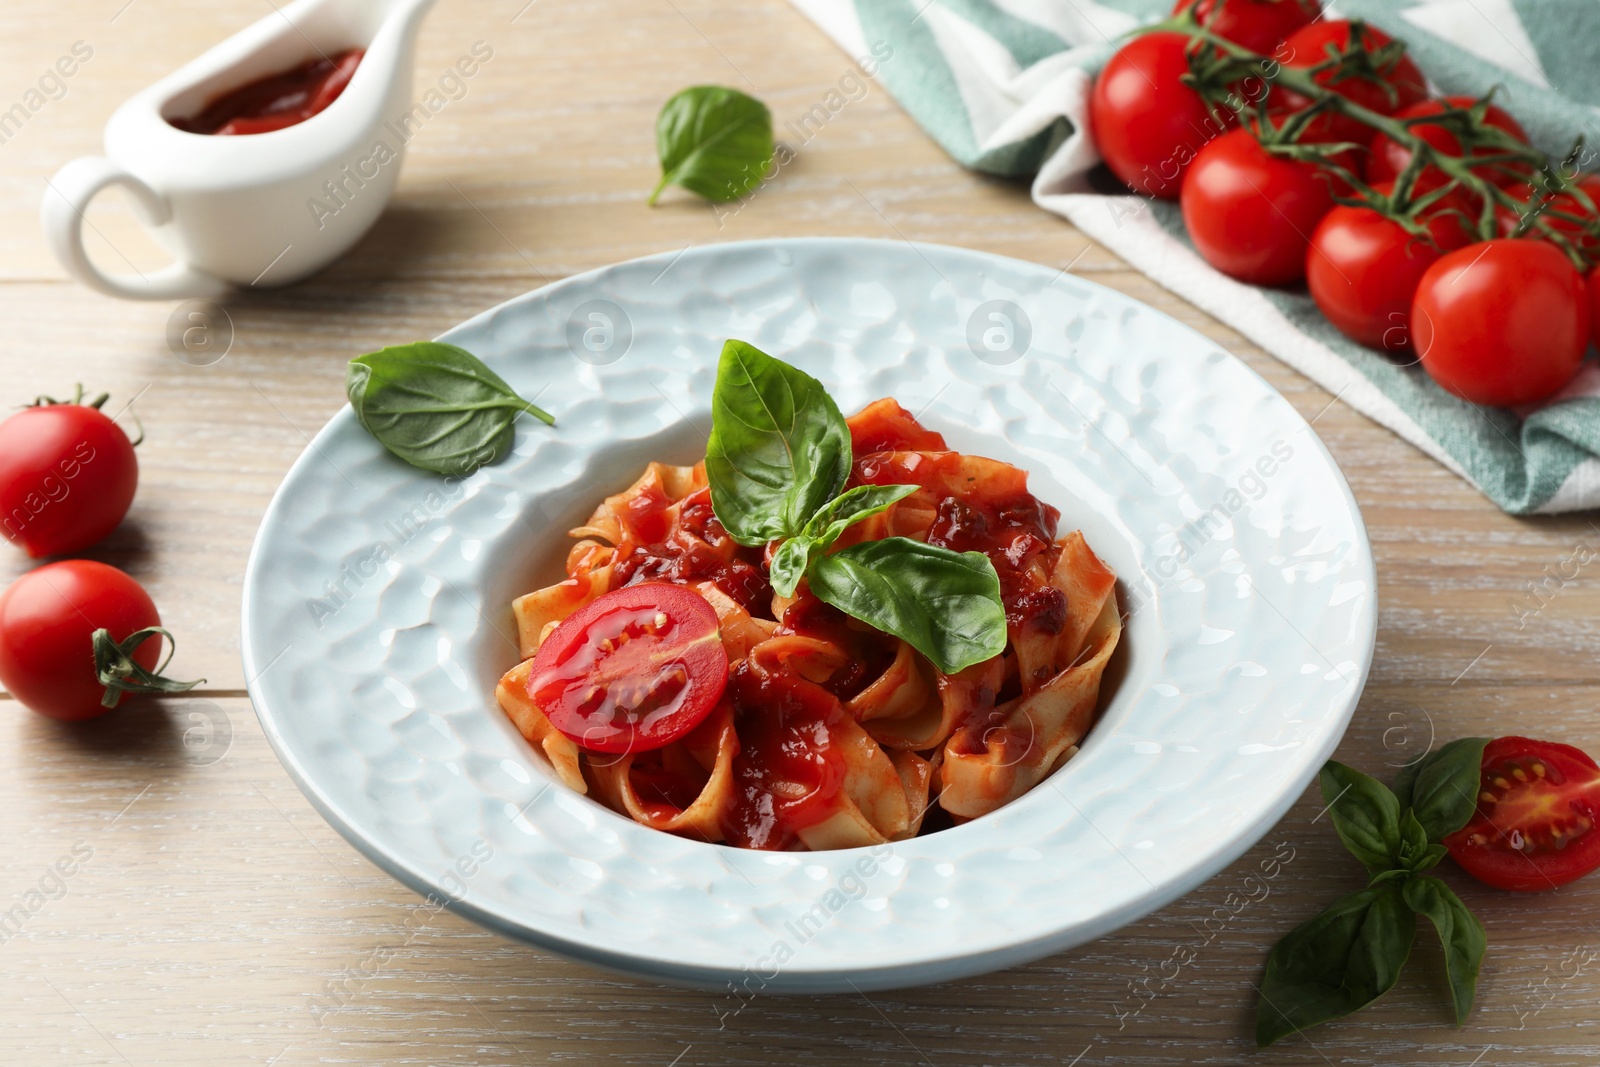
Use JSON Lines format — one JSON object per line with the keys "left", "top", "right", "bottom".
{"left": 790, "top": 0, "right": 1600, "bottom": 514}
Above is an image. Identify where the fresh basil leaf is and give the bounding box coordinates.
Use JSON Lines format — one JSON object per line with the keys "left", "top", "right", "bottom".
{"left": 767, "top": 484, "right": 920, "bottom": 598}
{"left": 648, "top": 85, "right": 774, "bottom": 205}
{"left": 1397, "top": 809, "right": 1429, "bottom": 868}
{"left": 705, "top": 340, "right": 851, "bottom": 547}
{"left": 1410, "top": 843, "right": 1449, "bottom": 874}
{"left": 1320, "top": 761, "right": 1404, "bottom": 873}
{"left": 1256, "top": 884, "right": 1416, "bottom": 1047}
{"left": 807, "top": 537, "right": 1007, "bottom": 674}
{"left": 1398, "top": 737, "right": 1490, "bottom": 843}
{"left": 346, "top": 341, "right": 553, "bottom": 475}
{"left": 1403, "top": 875, "right": 1486, "bottom": 1024}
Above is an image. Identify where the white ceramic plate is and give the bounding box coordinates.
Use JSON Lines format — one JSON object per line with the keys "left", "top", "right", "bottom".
{"left": 242, "top": 238, "right": 1375, "bottom": 992}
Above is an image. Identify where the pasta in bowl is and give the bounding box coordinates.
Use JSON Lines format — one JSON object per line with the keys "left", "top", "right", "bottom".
{"left": 495, "top": 340, "right": 1122, "bottom": 851}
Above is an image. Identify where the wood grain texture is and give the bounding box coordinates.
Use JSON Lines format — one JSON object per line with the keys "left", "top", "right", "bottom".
{"left": 2, "top": 0, "right": 1598, "bottom": 1064}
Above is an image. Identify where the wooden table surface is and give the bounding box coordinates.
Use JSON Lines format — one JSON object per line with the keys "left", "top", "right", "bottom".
{"left": 4, "top": 1, "right": 1599, "bottom": 1064}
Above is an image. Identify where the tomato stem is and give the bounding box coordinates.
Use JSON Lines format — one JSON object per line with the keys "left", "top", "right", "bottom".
{"left": 93, "top": 626, "right": 205, "bottom": 709}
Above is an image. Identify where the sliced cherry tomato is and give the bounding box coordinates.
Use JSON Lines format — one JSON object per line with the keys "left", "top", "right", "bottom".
{"left": 0, "top": 561, "right": 161, "bottom": 721}
{"left": 1275, "top": 20, "right": 1428, "bottom": 147}
{"left": 1172, "top": 0, "right": 1322, "bottom": 55}
{"left": 1307, "top": 182, "right": 1475, "bottom": 350}
{"left": 1181, "top": 127, "right": 1340, "bottom": 285}
{"left": 1412, "top": 239, "right": 1589, "bottom": 406}
{"left": 1444, "top": 736, "right": 1600, "bottom": 892}
{"left": 0, "top": 390, "right": 138, "bottom": 559}
{"left": 1367, "top": 96, "right": 1529, "bottom": 192}
{"left": 1090, "top": 32, "right": 1235, "bottom": 199}
{"left": 527, "top": 582, "right": 728, "bottom": 754}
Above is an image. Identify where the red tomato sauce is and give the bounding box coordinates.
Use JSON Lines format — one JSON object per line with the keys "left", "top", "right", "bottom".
{"left": 849, "top": 451, "right": 1065, "bottom": 634}
{"left": 721, "top": 661, "right": 848, "bottom": 850}
{"left": 170, "top": 49, "right": 363, "bottom": 135}
{"left": 611, "top": 487, "right": 772, "bottom": 615}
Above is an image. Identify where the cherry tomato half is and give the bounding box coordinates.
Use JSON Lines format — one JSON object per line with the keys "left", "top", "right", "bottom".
{"left": 1367, "top": 96, "right": 1530, "bottom": 191}
{"left": 1307, "top": 183, "right": 1475, "bottom": 351}
{"left": 1181, "top": 127, "right": 1340, "bottom": 285}
{"left": 528, "top": 582, "right": 728, "bottom": 754}
{"left": 1444, "top": 736, "right": 1600, "bottom": 892}
{"left": 0, "top": 395, "right": 138, "bottom": 559}
{"left": 1412, "top": 239, "right": 1589, "bottom": 406}
{"left": 1275, "top": 20, "right": 1428, "bottom": 146}
{"left": 1090, "top": 32, "right": 1234, "bottom": 199}
{"left": 0, "top": 561, "right": 160, "bottom": 721}
{"left": 1172, "top": 0, "right": 1322, "bottom": 55}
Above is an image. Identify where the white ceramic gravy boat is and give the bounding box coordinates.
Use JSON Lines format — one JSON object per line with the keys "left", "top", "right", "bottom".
{"left": 42, "top": 0, "right": 437, "bottom": 300}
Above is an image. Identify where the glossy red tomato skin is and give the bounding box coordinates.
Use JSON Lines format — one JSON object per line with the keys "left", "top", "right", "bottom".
{"left": 1367, "top": 97, "right": 1530, "bottom": 188}
{"left": 0, "top": 561, "right": 160, "bottom": 721}
{"left": 1275, "top": 20, "right": 1428, "bottom": 146}
{"left": 1307, "top": 184, "right": 1475, "bottom": 350}
{"left": 1172, "top": 0, "right": 1321, "bottom": 54}
{"left": 527, "top": 583, "right": 727, "bottom": 754}
{"left": 1181, "top": 127, "right": 1340, "bottom": 285}
{"left": 1090, "top": 32, "right": 1234, "bottom": 200}
{"left": 1445, "top": 736, "right": 1600, "bottom": 892}
{"left": 1590, "top": 268, "right": 1600, "bottom": 347}
{"left": 0, "top": 403, "right": 138, "bottom": 559}
{"left": 1412, "top": 239, "right": 1589, "bottom": 406}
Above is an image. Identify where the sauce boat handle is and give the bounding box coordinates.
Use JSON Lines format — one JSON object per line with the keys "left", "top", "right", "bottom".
{"left": 40, "top": 156, "right": 229, "bottom": 301}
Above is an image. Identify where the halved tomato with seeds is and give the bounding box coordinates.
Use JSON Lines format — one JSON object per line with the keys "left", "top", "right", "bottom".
{"left": 1444, "top": 736, "right": 1600, "bottom": 892}
{"left": 527, "top": 583, "right": 728, "bottom": 754}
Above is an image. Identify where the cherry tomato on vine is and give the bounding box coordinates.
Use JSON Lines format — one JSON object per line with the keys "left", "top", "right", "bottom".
{"left": 1307, "top": 183, "right": 1475, "bottom": 351}
{"left": 1367, "top": 96, "right": 1530, "bottom": 190}
{"left": 1172, "top": 0, "right": 1322, "bottom": 55}
{"left": 527, "top": 582, "right": 728, "bottom": 754}
{"left": 1180, "top": 127, "right": 1341, "bottom": 285}
{"left": 1275, "top": 20, "right": 1428, "bottom": 147}
{"left": 1444, "top": 736, "right": 1600, "bottom": 892}
{"left": 0, "top": 560, "right": 199, "bottom": 721}
{"left": 1089, "top": 32, "right": 1234, "bottom": 199}
{"left": 0, "top": 389, "right": 138, "bottom": 559}
{"left": 1412, "top": 239, "right": 1589, "bottom": 406}
{"left": 1590, "top": 268, "right": 1600, "bottom": 348}
{"left": 1497, "top": 174, "right": 1600, "bottom": 263}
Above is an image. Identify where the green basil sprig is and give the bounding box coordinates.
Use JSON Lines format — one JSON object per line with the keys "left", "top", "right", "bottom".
{"left": 648, "top": 86, "right": 774, "bottom": 206}
{"left": 346, "top": 342, "right": 554, "bottom": 475}
{"left": 1256, "top": 739, "right": 1490, "bottom": 1046}
{"left": 704, "top": 340, "right": 1007, "bottom": 674}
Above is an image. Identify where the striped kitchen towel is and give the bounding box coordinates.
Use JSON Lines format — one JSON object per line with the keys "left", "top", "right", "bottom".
{"left": 790, "top": 0, "right": 1600, "bottom": 513}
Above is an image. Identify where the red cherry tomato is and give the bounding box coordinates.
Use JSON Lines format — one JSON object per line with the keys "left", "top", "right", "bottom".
{"left": 1181, "top": 127, "right": 1340, "bottom": 285}
{"left": 1497, "top": 175, "right": 1600, "bottom": 263}
{"left": 0, "top": 561, "right": 161, "bottom": 721}
{"left": 1275, "top": 20, "right": 1429, "bottom": 146}
{"left": 0, "top": 394, "right": 138, "bottom": 559}
{"left": 1590, "top": 268, "right": 1600, "bottom": 347}
{"left": 1444, "top": 736, "right": 1600, "bottom": 892}
{"left": 1090, "top": 32, "right": 1234, "bottom": 199}
{"left": 1307, "top": 183, "right": 1475, "bottom": 350}
{"left": 1412, "top": 239, "right": 1590, "bottom": 406}
{"left": 1172, "top": 0, "right": 1322, "bottom": 55}
{"left": 528, "top": 583, "right": 728, "bottom": 754}
{"left": 1367, "top": 96, "right": 1530, "bottom": 190}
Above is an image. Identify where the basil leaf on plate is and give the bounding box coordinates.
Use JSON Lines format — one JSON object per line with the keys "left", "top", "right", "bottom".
{"left": 1402, "top": 875, "right": 1487, "bottom": 1024}
{"left": 768, "top": 483, "right": 920, "bottom": 598}
{"left": 807, "top": 537, "right": 1007, "bottom": 674}
{"left": 346, "top": 341, "right": 554, "bottom": 475}
{"left": 1319, "top": 762, "right": 1404, "bottom": 873}
{"left": 705, "top": 339, "right": 851, "bottom": 547}
{"left": 1393, "top": 737, "right": 1490, "bottom": 842}
{"left": 648, "top": 85, "right": 774, "bottom": 205}
{"left": 1256, "top": 884, "right": 1416, "bottom": 1047}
